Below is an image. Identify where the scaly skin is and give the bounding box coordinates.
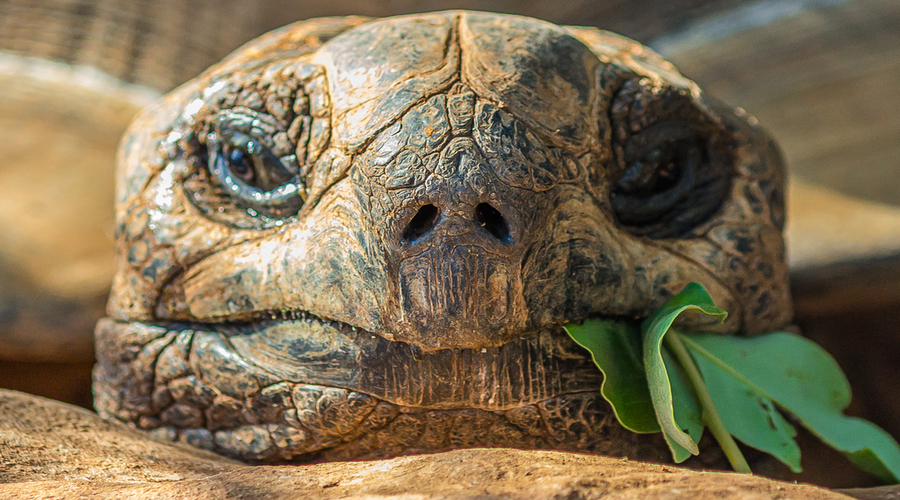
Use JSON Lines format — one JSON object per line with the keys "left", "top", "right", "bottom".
{"left": 95, "top": 12, "right": 791, "bottom": 463}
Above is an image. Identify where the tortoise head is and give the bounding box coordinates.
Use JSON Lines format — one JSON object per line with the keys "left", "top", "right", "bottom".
{"left": 95, "top": 12, "right": 791, "bottom": 462}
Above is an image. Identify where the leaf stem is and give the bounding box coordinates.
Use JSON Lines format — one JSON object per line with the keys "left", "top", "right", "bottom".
{"left": 665, "top": 330, "right": 751, "bottom": 474}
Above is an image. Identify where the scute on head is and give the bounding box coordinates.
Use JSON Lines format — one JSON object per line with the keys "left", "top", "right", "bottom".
{"left": 95, "top": 11, "right": 792, "bottom": 464}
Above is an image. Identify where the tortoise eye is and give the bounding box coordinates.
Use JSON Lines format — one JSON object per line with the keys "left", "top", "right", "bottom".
{"left": 205, "top": 112, "right": 305, "bottom": 212}
{"left": 618, "top": 139, "right": 695, "bottom": 195}
{"left": 611, "top": 121, "right": 731, "bottom": 238}
{"left": 226, "top": 147, "right": 255, "bottom": 183}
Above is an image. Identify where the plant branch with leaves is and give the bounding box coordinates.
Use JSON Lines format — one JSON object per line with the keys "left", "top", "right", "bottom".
{"left": 565, "top": 282, "right": 900, "bottom": 482}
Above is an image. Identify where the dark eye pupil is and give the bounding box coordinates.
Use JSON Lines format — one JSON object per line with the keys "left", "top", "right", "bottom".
{"left": 619, "top": 141, "right": 687, "bottom": 195}
{"left": 653, "top": 148, "right": 683, "bottom": 190}
{"left": 228, "top": 148, "right": 255, "bottom": 182}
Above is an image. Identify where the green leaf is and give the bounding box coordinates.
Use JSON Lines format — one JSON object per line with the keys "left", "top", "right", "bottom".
{"left": 565, "top": 320, "right": 658, "bottom": 433}
{"left": 565, "top": 318, "right": 704, "bottom": 462}
{"left": 677, "top": 332, "right": 801, "bottom": 471}
{"left": 663, "top": 346, "right": 704, "bottom": 462}
{"left": 566, "top": 281, "right": 900, "bottom": 481}
{"left": 682, "top": 332, "right": 900, "bottom": 482}
{"left": 642, "top": 283, "right": 727, "bottom": 456}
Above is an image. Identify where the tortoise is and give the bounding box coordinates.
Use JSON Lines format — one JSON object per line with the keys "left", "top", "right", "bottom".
{"left": 93, "top": 11, "right": 792, "bottom": 464}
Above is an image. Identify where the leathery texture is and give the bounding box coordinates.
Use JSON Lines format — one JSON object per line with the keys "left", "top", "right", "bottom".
{"left": 94, "top": 318, "right": 675, "bottom": 463}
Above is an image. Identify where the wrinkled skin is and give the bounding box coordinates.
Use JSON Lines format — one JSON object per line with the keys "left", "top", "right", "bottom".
{"left": 94, "top": 12, "right": 792, "bottom": 463}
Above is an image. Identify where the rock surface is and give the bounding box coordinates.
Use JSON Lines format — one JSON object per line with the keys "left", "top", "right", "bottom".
{"left": 0, "top": 390, "right": 241, "bottom": 484}
{"left": 0, "top": 390, "right": 852, "bottom": 499}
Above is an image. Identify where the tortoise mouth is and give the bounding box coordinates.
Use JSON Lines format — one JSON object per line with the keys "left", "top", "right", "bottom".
{"left": 93, "top": 314, "right": 672, "bottom": 463}
{"left": 160, "top": 310, "right": 616, "bottom": 411}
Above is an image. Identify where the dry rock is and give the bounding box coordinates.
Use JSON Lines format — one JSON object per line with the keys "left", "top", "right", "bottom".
{"left": 0, "top": 389, "right": 854, "bottom": 500}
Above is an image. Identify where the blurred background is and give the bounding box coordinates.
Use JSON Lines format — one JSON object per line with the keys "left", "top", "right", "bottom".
{"left": 0, "top": 0, "right": 898, "bottom": 488}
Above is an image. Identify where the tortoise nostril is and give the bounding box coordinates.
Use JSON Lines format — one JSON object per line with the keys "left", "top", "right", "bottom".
{"left": 402, "top": 204, "right": 439, "bottom": 243}
{"left": 475, "top": 203, "right": 511, "bottom": 244}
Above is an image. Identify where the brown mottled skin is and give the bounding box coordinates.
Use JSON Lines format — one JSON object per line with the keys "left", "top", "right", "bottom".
{"left": 94, "top": 12, "right": 792, "bottom": 463}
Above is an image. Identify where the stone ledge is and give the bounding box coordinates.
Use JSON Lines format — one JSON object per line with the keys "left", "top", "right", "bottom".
{"left": 0, "top": 389, "right": 851, "bottom": 500}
